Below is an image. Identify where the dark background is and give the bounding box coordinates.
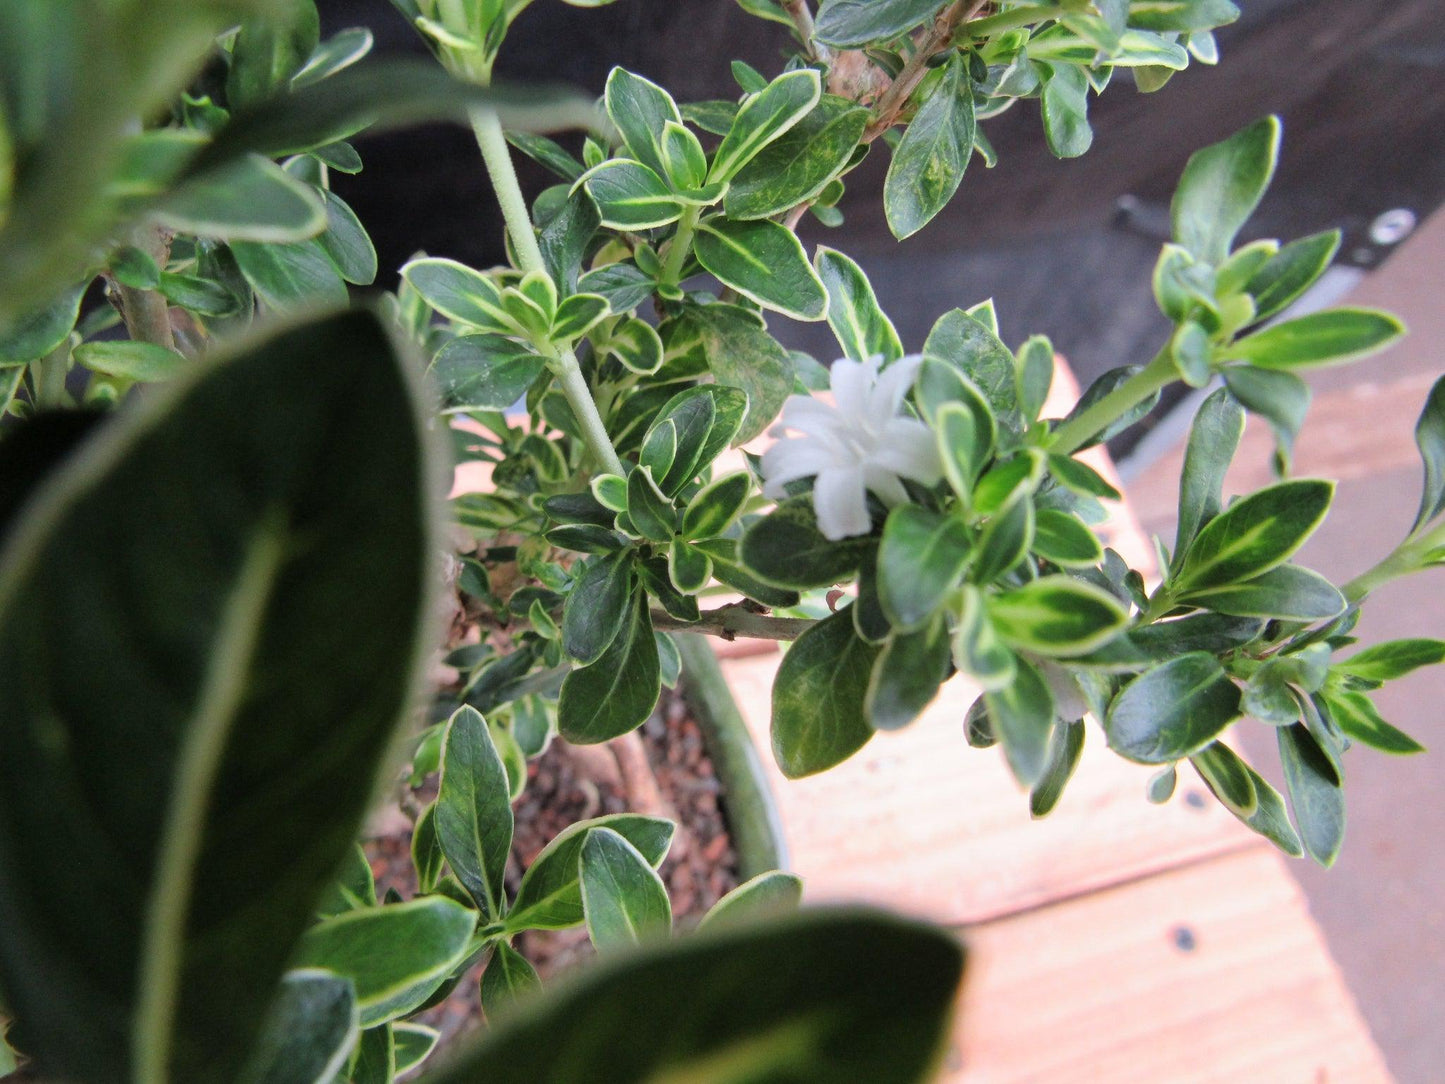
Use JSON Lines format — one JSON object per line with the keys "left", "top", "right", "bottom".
{"left": 324, "top": 0, "right": 1445, "bottom": 424}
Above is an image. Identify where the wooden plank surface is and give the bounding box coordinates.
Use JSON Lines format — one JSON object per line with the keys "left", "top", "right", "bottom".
{"left": 946, "top": 848, "right": 1390, "bottom": 1083}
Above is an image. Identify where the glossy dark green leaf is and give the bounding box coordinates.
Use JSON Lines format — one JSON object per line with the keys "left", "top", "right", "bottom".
{"left": 1226, "top": 308, "right": 1404, "bottom": 371}
{"left": 436, "top": 706, "right": 514, "bottom": 919}
{"left": 295, "top": 898, "right": 477, "bottom": 1027}
{"left": 987, "top": 576, "right": 1129, "bottom": 657}
{"left": 884, "top": 55, "right": 975, "bottom": 239}
{"left": 1245, "top": 229, "right": 1340, "bottom": 322}
{"left": 699, "top": 871, "right": 804, "bottom": 929}
{"left": 580, "top": 828, "right": 673, "bottom": 952}
{"left": 985, "top": 657, "right": 1056, "bottom": 787}
{"left": 0, "top": 311, "right": 437, "bottom": 1082}
{"left": 878, "top": 505, "right": 971, "bottom": 630}
{"left": 1030, "top": 718, "right": 1085, "bottom": 818}
{"left": 771, "top": 607, "right": 881, "bottom": 778}
{"left": 506, "top": 814, "right": 674, "bottom": 932}
{"left": 1032, "top": 508, "right": 1104, "bottom": 568}
{"left": 1236, "top": 762, "right": 1303, "bottom": 856}
{"left": 1190, "top": 740, "right": 1257, "bottom": 817}
{"left": 232, "top": 237, "right": 348, "bottom": 312}
{"left": 814, "top": 0, "right": 942, "bottom": 47}
{"left": 158, "top": 154, "right": 326, "bottom": 243}
{"left": 627, "top": 465, "right": 677, "bottom": 541}
{"left": 682, "top": 472, "right": 750, "bottom": 540}
{"left": 668, "top": 538, "right": 712, "bottom": 592}
{"left": 1180, "top": 564, "right": 1344, "bottom": 621}
{"left": 551, "top": 293, "right": 610, "bottom": 343}
{"left": 689, "top": 303, "right": 792, "bottom": 443}
{"left": 582, "top": 159, "right": 685, "bottom": 230}
{"left": 431, "top": 335, "right": 545, "bottom": 412}
{"left": 653, "top": 384, "right": 748, "bottom": 492}
{"left": 604, "top": 67, "right": 683, "bottom": 179}
{"left": 696, "top": 538, "right": 802, "bottom": 610}
{"left": 923, "top": 307, "right": 1024, "bottom": 443}
{"left": 814, "top": 245, "right": 903, "bottom": 363}
{"left": 1171, "top": 115, "right": 1279, "bottom": 264}
{"left": 972, "top": 492, "right": 1034, "bottom": 584}
{"left": 411, "top": 802, "right": 445, "bottom": 895}
{"left": 710, "top": 69, "right": 822, "bottom": 182}
{"left": 1172, "top": 479, "right": 1333, "bottom": 593}
{"left": 242, "top": 970, "right": 358, "bottom": 1084}
{"left": 694, "top": 218, "right": 827, "bottom": 320}
{"left": 1222, "top": 365, "right": 1310, "bottom": 473}
{"left": 726, "top": 98, "right": 867, "bottom": 219}
{"left": 1411, "top": 375, "right": 1445, "bottom": 531}
{"left": 558, "top": 590, "right": 661, "bottom": 744}
{"left": 1174, "top": 388, "right": 1245, "bottom": 565}
{"left": 741, "top": 496, "right": 873, "bottom": 589}
{"left": 866, "top": 617, "right": 952, "bottom": 731}
{"left": 392, "top": 1022, "right": 441, "bottom": 1076}
{"left": 659, "top": 120, "right": 708, "bottom": 189}
{"left": 562, "top": 549, "right": 635, "bottom": 665}
{"left": 480, "top": 943, "right": 541, "bottom": 1021}
{"left": 1106, "top": 652, "right": 1243, "bottom": 764}
{"left": 427, "top": 908, "right": 963, "bottom": 1084}
{"left": 1278, "top": 723, "right": 1345, "bottom": 867}
{"left": 1323, "top": 691, "right": 1424, "bottom": 756}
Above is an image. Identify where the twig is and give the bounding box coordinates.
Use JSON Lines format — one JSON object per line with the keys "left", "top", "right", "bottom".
{"left": 111, "top": 226, "right": 176, "bottom": 350}
{"left": 650, "top": 604, "right": 816, "bottom": 642}
{"left": 862, "top": 0, "right": 990, "bottom": 143}
{"left": 783, "top": 0, "right": 828, "bottom": 61}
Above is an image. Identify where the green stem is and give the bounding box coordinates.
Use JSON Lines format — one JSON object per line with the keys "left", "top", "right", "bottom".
{"left": 675, "top": 634, "right": 789, "bottom": 879}
{"left": 472, "top": 107, "right": 625, "bottom": 477}
{"left": 1048, "top": 346, "right": 1176, "bottom": 457}
{"left": 1341, "top": 520, "right": 1445, "bottom": 603}
{"left": 960, "top": 3, "right": 1061, "bottom": 39}
{"left": 32, "top": 343, "right": 71, "bottom": 409}
{"left": 114, "top": 226, "right": 175, "bottom": 350}
{"left": 661, "top": 206, "right": 700, "bottom": 286}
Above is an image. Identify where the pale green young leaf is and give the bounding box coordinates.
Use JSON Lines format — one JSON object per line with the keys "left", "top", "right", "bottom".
{"left": 1171, "top": 115, "right": 1280, "bottom": 264}
{"left": 73, "top": 341, "right": 185, "bottom": 384}
{"left": 1037, "top": 62, "right": 1093, "bottom": 159}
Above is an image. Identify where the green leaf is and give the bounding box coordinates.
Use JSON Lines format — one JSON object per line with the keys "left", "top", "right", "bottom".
{"left": 411, "top": 802, "right": 445, "bottom": 895}
{"left": 1105, "top": 652, "right": 1242, "bottom": 764}
{"left": 480, "top": 943, "right": 541, "bottom": 1020}
{"left": 1335, "top": 638, "right": 1445, "bottom": 683}
{"left": 1174, "top": 387, "right": 1245, "bottom": 565}
{"left": 317, "top": 844, "right": 378, "bottom": 920}
{"left": 231, "top": 237, "right": 348, "bottom": 312}
{"left": 726, "top": 98, "right": 868, "bottom": 219}
{"left": 436, "top": 706, "right": 514, "bottom": 919}
{"left": 392, "top": 1022, "right": 441, "bottom": 1076}
{"left": 401, "top": 257, "right": 507, "bottom": 329}
{"left": 1190, "top": 740, "right": 1257, "bottom": 817}
{"left": 295, "top": 898, "right": 477, "bottom": 1028}
{"left": 1047, "top": 454, "right": 1121, "bottom": 502}
{"left": 551, "top": 292, "right": 610, "bottom": 343}
{"left": 953, "top": 586, "right": 1017, "bottom": 692}
{"left": 1128, "top": 0, "right": 1240, "bottom": 32}
{"left": 1245, "top": 230, "right": 1340, "bottom": 322}
{"left": 580, "top": 828, "right": 673, "bottom": 952}
{"left": 814, "top": 245, "right": 903, "bottom": 363}
{"left": 1058, "top": 365, "right": 1161, "bottom": 449}
{"left": 1171, "top": 116, "right": 1280, "bottom": 264}
{"left": 582, "top": 159, "right": 686, "bottom": 230}
{"left": 558, "top": 589, "right": 661, "bottom": 744}
{"left": 694, "top": 218, "right": 827, "bottom": 320}
{"left": 537, "top": 188, "right": 601, "bottom": 291}
{"left": 741, "top": 496, "right": 873, "bottom": 589}
{"left": 604, "top": 68, "right": 683, "bottom": 180}
{"left": 1225, "top": 308, "right": 1405, "bottom": 370}
{"left": 1236, "top": 762, "right": 1303, "bottom": 856}
{"left": 972, "top": 491, "right": 1034, "bottom": 584}
{"left": 292, "top": 26, "right": 375, "bottom": 89}
{"left": 348, "top": 1024, "right": 393, "bottom": 1084}
{"left": 1324, "top": 691, "right": 1425, "bottom": 755}
{"left": 0, "top": 311, "right": 437, "bottom": 1081}
{"left": 431, "top": 335, "right": 545, "bottom": 413}
{"left": 317, "top": 189, "right": 378, "bottom": 285}
{"left": 1032, "top": 509, "right": 1104, "bottom": 568}
{"left": 691, "top": 302, "right": 795, "bottom": 441}
{"left": 425, "top": 908, "right": 964, "bottom": 1084}
{"left": 507, "top": 814, "right": 674, "bottom": 932}
{"left": 699, "top": 871, "right": 804, "bottom": 929}
{"left": 814, "top": 0, "right": 943, "bottom": 47}
{"left": 1030, "top": 718, "right": 1086, "bottom": 818}
{"left": 627, "top": 465, "right": 677, "bottom": 541}
{"left": 884, "top": 55, "right": 975, "bottom": 239}
{"left": 877, "top": 505, "right": 971, "bottom": 630}
{"left": 1222, "top": 365, "right": 1310, "bottom": 473}
{"left": 1172, "top": 479, "right": 1333, "bottom": 593}
{"left": 563, "top": 549, "right": 635, "bottom": 665}
{"left": 605, "top": 316, "right": 665, "bottom": 374}
{"left": 866, "top": 617, "right": 952, "bottom": 731}
{"left": 710, "top": 69, "right": 822, "bottom": 182}
{"left": 668, "top": 538, "right": 712, "bottom": 592}
{"left": 922, "top": 308, "right": 1024, "bottom": 443}
{"left": 73, "top": 340, "right": 186, "bottom": 384}
{"left": 1181, "top": 564, "right": 1345, "bottom": 621}
{"left": 157, "top": 154, "right": 326, "bottom": 243}
{"left": 682, "top": 472, "right": 751, "bottom": 540}
{"left": 0, "top": 283, "right": 83, "bottom": 365}
{"left": 984, "top": 657, "right": 1056, "bottom": 787}
{"left": 1147, "top": 766, "right": 1178, "bottom": 804}
{"left": 987, "top": 576, "right": 1129, "bottom": 656}
{"left": 1278, "top": 723, "right": 1345, "bottom": 867}
{"left": 772, "top": 607, "right": 881, "bottom": 778}
{"left": 227, "top": 3, "right": 320, "bottom": 109}
{"left": 1411, "top": 375, "right": 1445, "bottom": 531}
{"left": 1169, "top": 319, "right": 1212, "bottom": 387}
{"left": 660, "top": 120, "right": 708, "bottom": 189}
{"left": 1037, "top": 62, "right": 1092, "bottom": 159}
{"left": 242, "top": 969, "right": 358, "bottom": 1084}
{"left": 1015, "top": 335, "right": 1054, "bottom": 422}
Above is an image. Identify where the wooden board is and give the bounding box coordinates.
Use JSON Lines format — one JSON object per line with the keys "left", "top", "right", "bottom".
{"left": 946, "top": 848, "right": 1390, "bottom": 1083}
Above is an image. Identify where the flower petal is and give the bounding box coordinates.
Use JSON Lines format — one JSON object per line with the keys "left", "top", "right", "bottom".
{"left": 828, "top": 357, "right": 874, "bottom": 422}
{"left": 862, "top": 465, "right": 910, "bottom": 507}
{"left": 761, "top": 438, "right": 838, "bottom": 497}
{"left": 812, "top": 465, "right": 870, "bottom": 540}
{"left": 872, "top": 417, "right": 943, "bottom": 483}
{"left": 872, "top": 354, "right": 924, "bottom": 415}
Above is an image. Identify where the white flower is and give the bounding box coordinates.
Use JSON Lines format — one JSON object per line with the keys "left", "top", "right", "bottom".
{"left": 761, "top": 354, "right": 942, "bottom": 541}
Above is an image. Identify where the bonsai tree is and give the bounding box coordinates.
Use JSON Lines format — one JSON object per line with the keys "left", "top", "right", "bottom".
{"left": 1, "top": 0, "right": 1440, "bottom": 1079}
